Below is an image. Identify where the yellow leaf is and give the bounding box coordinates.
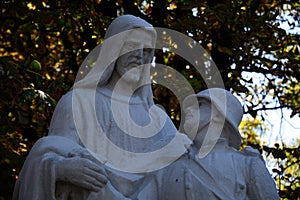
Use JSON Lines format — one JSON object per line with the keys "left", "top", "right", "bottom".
{"left": 45, "top": 73, "right": 51, "bottom": 80}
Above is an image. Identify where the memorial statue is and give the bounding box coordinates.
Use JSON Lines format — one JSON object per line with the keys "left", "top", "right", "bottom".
{"left": 13, "top": 15, "right": 191, "bottom": 200}
{"left": 13, "top": 14, "right": 279, "bottom": 200}
{"left": 158, "top": 88, "right": 280, "bottom": 200}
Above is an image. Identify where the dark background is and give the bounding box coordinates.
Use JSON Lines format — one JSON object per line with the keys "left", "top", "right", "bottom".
{"left": 0, "top": 0, "right": 299, "bottom": 199}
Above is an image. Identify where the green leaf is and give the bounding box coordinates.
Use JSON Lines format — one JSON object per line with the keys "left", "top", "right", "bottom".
{"left": 31, "top": 60, "right": 41, "bottom": 71}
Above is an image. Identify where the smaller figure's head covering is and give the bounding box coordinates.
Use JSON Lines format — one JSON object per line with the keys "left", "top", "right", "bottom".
{"left": 183, "top": 88, "right": 243, "bottom": 149}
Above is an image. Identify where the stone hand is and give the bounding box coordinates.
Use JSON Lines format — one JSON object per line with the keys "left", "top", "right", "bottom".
{"left": 56, "top": 157, "right": 107, "bottom": 192}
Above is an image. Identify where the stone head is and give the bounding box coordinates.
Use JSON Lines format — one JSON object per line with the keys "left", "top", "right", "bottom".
{"left": 183, "top": 88, "right": 243, "bottom": 149}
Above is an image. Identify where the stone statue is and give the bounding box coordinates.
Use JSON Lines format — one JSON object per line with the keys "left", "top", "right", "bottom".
{"left": 13, "top": 15, "right": 191, "bottom": 200}
{"left": 158, "top": 88, "right": 280, "bottom": 200}
{"left": 13, "top": 14, "right": 279, "bottom": 200}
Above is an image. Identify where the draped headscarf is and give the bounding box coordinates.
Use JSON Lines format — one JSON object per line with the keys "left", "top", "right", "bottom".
{"left": 75, "top": 15, "right": 157, "bottom": 107}
{"left": 71, "top": 15, "right": 190, "bottom": 173}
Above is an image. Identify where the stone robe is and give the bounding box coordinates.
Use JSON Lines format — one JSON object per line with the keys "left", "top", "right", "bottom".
{"left": 13, "top": 87, "right": 190, "bottom": 199}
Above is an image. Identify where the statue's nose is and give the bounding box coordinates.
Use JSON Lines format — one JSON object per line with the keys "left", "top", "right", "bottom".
{"left": 132, "top": 49, "right": 144, "bottom": 65}
{"left": 134, "top": 49, "right": 143, "bottom": 59}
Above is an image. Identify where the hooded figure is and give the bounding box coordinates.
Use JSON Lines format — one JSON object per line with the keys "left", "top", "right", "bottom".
{"left": 159, "top": 88, "right": 279, "bottom": 200}
{"left": 13, "top": 15, "right": 191, "bottom": 200}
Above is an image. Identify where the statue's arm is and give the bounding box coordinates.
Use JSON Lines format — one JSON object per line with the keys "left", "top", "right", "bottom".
{"left": 247, "top": 157, "right": 280, "bottom": 200}
{"left": 13, "top": 136, "right": 107, "bottom": 200}
{"left": 13, "top": 136, "right": 73, "bottom": 200}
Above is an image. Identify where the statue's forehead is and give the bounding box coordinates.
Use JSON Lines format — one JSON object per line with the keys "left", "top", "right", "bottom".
{"left": 124, "top": 29, "right": 155, "bottom": 47}
{"left": 183, "top": 101, "right": 214, "bottom": 119}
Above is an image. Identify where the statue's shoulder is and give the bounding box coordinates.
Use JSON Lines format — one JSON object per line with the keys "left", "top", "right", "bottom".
{"left": 240, "top": 146, "right": 265, "bottom": 162}
{"left": 56, "top": 91, "right": 73, "bottom": 106}
{"left": 57, "top": 89, "right": 104, "bottom": 106}
{"left": 241, "top": 146, "right": 260, "bottom": 155}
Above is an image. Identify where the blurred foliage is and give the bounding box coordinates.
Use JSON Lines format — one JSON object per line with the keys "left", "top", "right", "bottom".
{"left": 0, "top": 0, "right": 299, "bottom": 199}
{"left": 240, "top": 117, "right": 300, "bottom": 199}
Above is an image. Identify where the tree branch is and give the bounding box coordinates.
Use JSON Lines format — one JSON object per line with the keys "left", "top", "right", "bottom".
{"left": 244, "top": 105, "right": 288, "bottom": 114}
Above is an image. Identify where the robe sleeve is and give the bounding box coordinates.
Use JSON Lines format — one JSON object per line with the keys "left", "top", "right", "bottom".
{"left": 12, "top": 136, "right": 85, "bottom": 200}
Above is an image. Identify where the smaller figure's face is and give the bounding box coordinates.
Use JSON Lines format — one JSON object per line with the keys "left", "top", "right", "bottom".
{"left": 184, "top": 99, "right": 212, "bottom": 136}
{"left": 116, "top": 29, "right": 154, "bottom": 84}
